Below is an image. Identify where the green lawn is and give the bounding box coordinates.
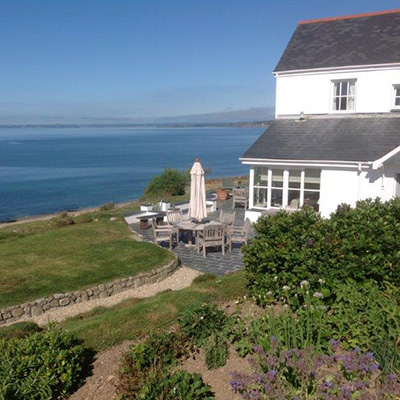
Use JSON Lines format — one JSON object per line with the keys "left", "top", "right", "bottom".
{"left": 0, "top": 210, "right": 174, "bottom": 308}
{"left": 60, "top": 272, "right": 247, "bottom": 351}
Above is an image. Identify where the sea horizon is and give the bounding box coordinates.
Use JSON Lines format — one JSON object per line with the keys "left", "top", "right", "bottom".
{"left": 0, "top": 127, "right": 262, "bottom": 222}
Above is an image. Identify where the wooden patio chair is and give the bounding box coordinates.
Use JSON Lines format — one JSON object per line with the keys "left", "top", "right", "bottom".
{"left": 197, "top": 224, "right": 226, "bottom": 257}
{"left": 228, "top": 219, "right": 252, "bottom": 251}
{"left": 218, "top": 209, "right": 236, "bottom": 227}
{"left": 151, "top": 218, "right": 173, "bottom": 250}
{"left": 232, "top": 188, "right": 248, "bottom": 209}
{"left": 166, "top": 209, "right": 183, "bottom": 225}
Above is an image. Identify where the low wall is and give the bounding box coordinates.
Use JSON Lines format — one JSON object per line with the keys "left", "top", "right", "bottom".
{"left": 0, "top": 257, "right": 179, "bottom": 325}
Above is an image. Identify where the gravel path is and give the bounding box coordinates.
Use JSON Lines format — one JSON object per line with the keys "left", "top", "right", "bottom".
{"left": 11, "top": 266, "right": 200, "bottom": 326}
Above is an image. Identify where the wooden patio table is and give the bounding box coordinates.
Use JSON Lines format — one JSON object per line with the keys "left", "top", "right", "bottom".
{"left": 174, "top": 220, "right": 223, "bottom": 246}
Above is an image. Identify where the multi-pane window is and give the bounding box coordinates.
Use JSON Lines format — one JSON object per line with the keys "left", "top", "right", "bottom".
{"left": 252, "top": 168, "right": 321, "bottom": 211}
{"left": 332, "top": 80, "right": 356, "bottom": 111}
{"left": 394, "top": 86, "right": 400, "bottom": 108}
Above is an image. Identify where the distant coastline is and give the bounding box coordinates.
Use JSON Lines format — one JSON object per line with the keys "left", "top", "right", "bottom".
{"left": 0, "top": 120, "right": 270, "bottom": 129}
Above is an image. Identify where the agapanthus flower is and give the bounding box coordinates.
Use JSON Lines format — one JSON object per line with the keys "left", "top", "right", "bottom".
{"left": 282, "top": 285, "right": 290, "bottom": 291}
{"left": 300, "top": 280, "right": 309, "bottom": 288}
{"left": 313, "top": 292, "right": 323, "bottom": 299}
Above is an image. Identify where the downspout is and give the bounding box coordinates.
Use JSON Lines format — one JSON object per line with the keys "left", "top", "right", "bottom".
{"left": 381, "top": 164, "right": 386, "bottom": 190}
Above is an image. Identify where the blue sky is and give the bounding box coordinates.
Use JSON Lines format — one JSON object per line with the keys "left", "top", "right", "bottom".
{"left": 0, "top": 0, "right": 399, "bottom": 124}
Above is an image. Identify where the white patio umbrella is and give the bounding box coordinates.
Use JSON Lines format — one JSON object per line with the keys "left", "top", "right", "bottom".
{"left": 188, "top": 157, "right": 207, "bottom": 221}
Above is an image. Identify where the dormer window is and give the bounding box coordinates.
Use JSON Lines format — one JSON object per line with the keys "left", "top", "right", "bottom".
{"left": 332, "top": 80, "right": 356, "bottom": 111}
{"left": 393, "top": 85, "right": 400, "bottom": 109}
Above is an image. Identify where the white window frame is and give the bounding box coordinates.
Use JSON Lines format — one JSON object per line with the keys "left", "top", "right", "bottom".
{"left": 393, "top": 85, "right": 400, "bottom": 110}
{"left": 331, "top": 79, "right": 357, "bottom": 113}
{"left": 252, "top": 167, "right": 321, "bottom": 210}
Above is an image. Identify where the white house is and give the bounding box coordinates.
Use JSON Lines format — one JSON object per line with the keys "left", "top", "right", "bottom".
{"left": 241, "top": 9, "right": 400, "bottom": 220}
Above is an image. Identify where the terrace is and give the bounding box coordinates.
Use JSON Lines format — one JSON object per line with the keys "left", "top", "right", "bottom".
{"left": 128, "top": 196, "right": 253, "bottom": 276}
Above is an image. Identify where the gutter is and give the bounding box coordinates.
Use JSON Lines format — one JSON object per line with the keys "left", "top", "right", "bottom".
{"left": 273, "top": 62, "right": 400, "bottom": 77}
{"left": 240, "top": 157, "right": 371, "bottom": 169}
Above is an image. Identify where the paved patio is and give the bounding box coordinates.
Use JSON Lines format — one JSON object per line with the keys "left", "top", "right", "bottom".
{"left": 129, "top": 197, "right": 251, "bottom": 276}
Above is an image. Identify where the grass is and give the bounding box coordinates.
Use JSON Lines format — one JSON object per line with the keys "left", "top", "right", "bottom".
{"left": 59, "top": 271, "right": 247, "bottom": 351}
{"left": 0, "top": 209, "right": 174, "bottom": 308}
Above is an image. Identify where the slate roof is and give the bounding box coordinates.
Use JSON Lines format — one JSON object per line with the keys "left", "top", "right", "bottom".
{"left": 241, "top": 118, "right": 400, "bottom": 163}
{"left": 274, "top": 10, "right": 400, "bottom": 72}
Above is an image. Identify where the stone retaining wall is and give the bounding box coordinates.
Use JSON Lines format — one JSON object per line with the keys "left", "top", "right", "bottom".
{"left": 0, "top": 257, "right": 179, "bottom": 325}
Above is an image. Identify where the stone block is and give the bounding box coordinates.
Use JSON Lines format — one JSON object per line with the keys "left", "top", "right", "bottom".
{"left": 99, "top": 291, "right": 108, "bottom": 299}
{"left": 50, "top": 299, "right": 59, "bottom": 307}
{"left": 54, "top": 293, "right": 64, "bottom": 299}
{"left": 11, "top": 308, "right": 24, "bottom": 318}
{"left": 59, "top": 298, "right": 70, "bottom": 306}
{"left": 43, "top": 304, "right": 50, "bottom": 311}
{"left": 105, "top": 282, "right": 113, "bottom": 289}
{"left": 81, "top": 291, "right": 89, "bottom": 301}
{"left": 107, "top": 288, "right": 113, "bottom": 295}
{"left": 31, "top": 306, "right": 44, "bottom": 316}
{"left": 113, "top": 284, "right": 123, "bottom": 294}
{"left": 98, "top": 284, "right": 106, "bottom": 291}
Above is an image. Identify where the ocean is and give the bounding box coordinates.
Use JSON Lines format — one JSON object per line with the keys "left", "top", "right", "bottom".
{"left": 0, "top": 127, "right": 262, "bottom": 222}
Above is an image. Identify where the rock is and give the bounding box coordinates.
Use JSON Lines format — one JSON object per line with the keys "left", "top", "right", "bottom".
{"left": 99, "top": 291, "right": 108, "bottom": 299}
{"left": 31, "top": 306, "right": 44, "bottom": 316}
{"left": 81, "top": 291, "right": 89, "bottom": 301}
{"left": 113, "top": 284, "right": 123, "bottom": 294}
{"left": 11, "top": 308, "right": 24, "bottom": 318}
{"left": 54, "top": 293, "right": 64, "bottom": 299}
{"left": 107, "top": 288, "right": 113, "bottom": 295}
{"left": 59, "top": 298, "right": 70, "bottom": 306}
{"left": 98, "top": 284, "right": 106, "bottom": 291}
{"left": 105, "top": 282, "right": 113, "bottom": 289}
{"left": 3, "top": 312, "right": 12, "bottom": 320}
{"left": 126, "top": 280, "right": 133, "bottom": 287}
{"left": 36, "top": 298, "right": 46, "bottom": 306}
{"left": 109, "top": 217, "right": 117, "bottom": 221}
{"left": 50, "top": 299, "right": 59, "bottom": 307}
{"left": 87, "top": 289, "right": 93, "bottom": 297}
{"left": 43, "top": 304, "right": 50, "bottom": 311}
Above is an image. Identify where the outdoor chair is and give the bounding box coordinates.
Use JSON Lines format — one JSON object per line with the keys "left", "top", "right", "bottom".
{"left": 222, "top": 177, "right": 235, "bottom": 192}
{"left": 151, "top": 218, "right": 173, "bottom": 250}
{"left": 232, "top": 188, "right": 248, "bottom": 209}
{"left": 166, "top": 209, "right": 183, "bottom": 241}
{"left": 197, "top": 224, "right": 226, "bottom": 257}
{"left": 228, "top": 219, "right": 251, "bottom": 251}
{"left": 285, "top": 198, "right": 299, "bottom": 212}
{"left": 218, "top": 209, "right": 236, "bottom": 227}
{"left": 166, "top": 209, "right": 183, "bottom": 225}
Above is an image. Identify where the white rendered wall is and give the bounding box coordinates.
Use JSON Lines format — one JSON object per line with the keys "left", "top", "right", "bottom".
{"left": 275, "top": 67, "right": 400, "bottom": 117}
{"left": 319, "top": 166, "right": 398, "bottom": 218}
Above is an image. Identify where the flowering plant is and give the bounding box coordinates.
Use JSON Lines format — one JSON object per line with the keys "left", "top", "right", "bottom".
{"left": 230, "top": 338, "right": 400, "bottom": 399}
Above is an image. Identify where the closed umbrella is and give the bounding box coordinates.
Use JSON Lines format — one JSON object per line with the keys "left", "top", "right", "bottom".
{"left": 188, "top": 158, "right": 207, "bottom": 221}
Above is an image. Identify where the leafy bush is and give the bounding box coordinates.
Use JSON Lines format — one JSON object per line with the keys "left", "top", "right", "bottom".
{"left": 244, "top": 198, "right": 400, "bottom": 306}
{"left": 144, "top": 168, "right": 189, "bottom": 199}
{"left": 179, "top": 303, "right": 228, "bottom": 345}
{"left": 230, "top": 338, "right": 400, "bottom": 399}
{"left": 74, "top": 214, "right": 93, "bottom": 224}
{"left": 0, "top": 327, "right": 87, "bottom": 400}
{"left": 50, "top": 211, "right": 75, "bottom": 227}
{"left": 99, "top": 202, "right": 115, "bottom": 211}
{"left": 118, "top": 331, "right": 195, "bottom": 399}
{"left": 329, "top": 281, "right": 400, "bottom": 368}
{"left": 204, "top": 332, "right": 229, "bottom": 369}
{"left": 138, "top": 370, "right": 214, "bottom": 400}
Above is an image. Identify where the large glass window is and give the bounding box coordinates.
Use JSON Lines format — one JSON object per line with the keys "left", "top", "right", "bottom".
{"left": 251, "top": 167, "right": 321, "bottom": 211}
{"left": 303, "top": 169, "right": 321, "bottom": 211}
{"left": 332, "top": 80, "right": 356, "bottom": 111}
{"left": 394, "top": 86, "right": 400, "bottom": 108}
{"left": 271, "top": 170, "right": 283, "bottom": 207}
{"left": 288, "top": 170, "right": 301, "bottom": 209}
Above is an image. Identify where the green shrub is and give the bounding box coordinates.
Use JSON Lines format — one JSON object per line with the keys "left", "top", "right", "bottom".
{"left": 51, "top": 211, "right": 75, "bottom": 227}
{"left": 118, "top": 331, "right": 195, "bottom": 398}
{"left": 178, "top": 303, "right": 228, "bottom": 345}
{"left": 244, "top": 198, "right": 400, "bottom": 306}
{"left": 329, "top": 282, "right": 400, "bottom": 356}
{"left": 100, "top": 202, "right": 115, "bottom": 211}
{"left": 74, "top": 214, "right": 93, "bottom": 224}
{"left": 144, "top": 168, "right": 189, "bottom": 199}
{"left": 0, "top": 327, "right": 87, "bottom": 399}
{"left": 204, "top": 332, "right": 228, "bottom": 369}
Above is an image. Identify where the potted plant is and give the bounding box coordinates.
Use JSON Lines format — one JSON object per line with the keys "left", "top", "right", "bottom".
{"left": 216, "top": 187, "right": 229, "bottom": 201}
